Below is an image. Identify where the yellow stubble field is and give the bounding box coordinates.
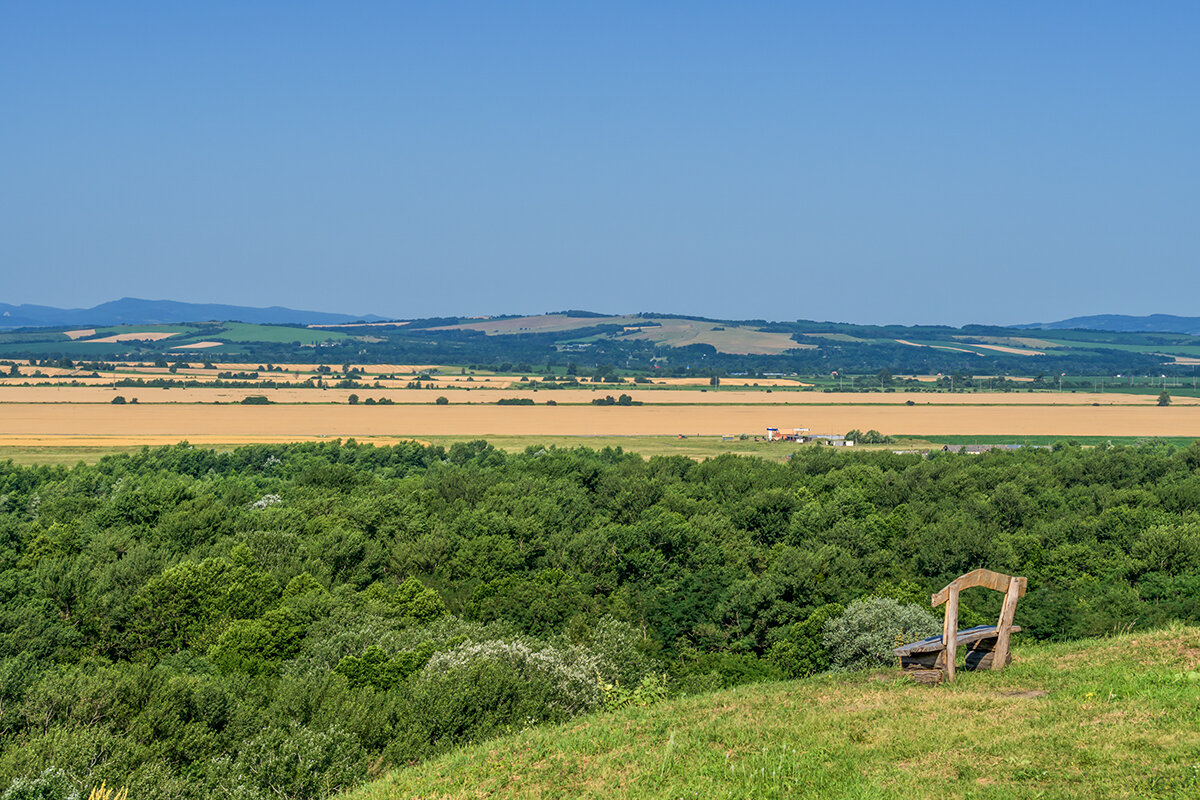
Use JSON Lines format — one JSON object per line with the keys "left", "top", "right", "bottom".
{"left": 0, "top": 386, "right": 1194, "bottom": 406}
{"left": 2, "top": 401, "right": 1199, "bottom": 447}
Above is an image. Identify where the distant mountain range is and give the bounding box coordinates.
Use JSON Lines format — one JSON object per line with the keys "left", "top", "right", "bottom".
{"left": 0, "top": 298, "right": 386, "bottom": 329}
{"left": 1015, "top": 314, "right": 1200, "bottom": 335}
{"left": 2, "top": 300, "right": 1196, "bottom": 338}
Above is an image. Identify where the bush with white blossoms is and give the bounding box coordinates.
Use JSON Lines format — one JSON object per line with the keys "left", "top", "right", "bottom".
{"left": 823, "top": 596, "right": 941, "bottom": 671}
{"left": 394, "top": 632, "right": 635, "bottom": 761}
{"left": 420, "top": 637, "right": 605, "bottom": 716}
{"left": 1, "top": 767, "right": 80, "bottom": 800}
{"left": 250, "top": 494, "right": 282, "bottom": 510}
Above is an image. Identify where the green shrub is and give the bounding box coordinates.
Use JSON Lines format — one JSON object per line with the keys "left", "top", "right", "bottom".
{"left": 768, "top": 603, "right": 843, "bottom": 678}
{"left": 232, "top": 723, "right": 365, "bottom": 800}
{"left": 1, "top": 768, "right": 80, "bottom": 800}
{"left": 823, "top": 597, "right": 940, "bottom": 671}
{"left": 395, "top": 637, "right": 608, "bottom": 760}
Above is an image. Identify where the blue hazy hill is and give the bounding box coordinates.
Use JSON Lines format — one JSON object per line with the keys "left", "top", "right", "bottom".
{"left": 0, "top": 298, "right": 386, "bottom": 328}
{"left": 1014, "top": 314, "right": 1200, "bottom": 335}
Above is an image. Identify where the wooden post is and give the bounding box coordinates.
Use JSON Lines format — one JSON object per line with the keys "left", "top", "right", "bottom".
{"left": 992, "top": 576, "right": 1021, "bottom": 669}
{"left": 942, "top": 587, "right": 959, "bottom": 683}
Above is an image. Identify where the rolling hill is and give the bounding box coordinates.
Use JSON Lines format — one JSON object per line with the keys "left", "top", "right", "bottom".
{"left": 1, "top": 307, "right": 1199, "bottom": 376}
{"left": 0, "top": 297, "right": 385, "bottom": 328}
{"left": 348, "top": 625, "right": 1200, "bottom": 800}
{"left": 1016, "top": 314, "right": 1200, "bottom": 335}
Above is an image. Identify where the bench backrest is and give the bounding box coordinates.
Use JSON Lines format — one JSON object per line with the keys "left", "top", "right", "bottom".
{"left": 932, "top": 569, "right": 1026, "bottom": 682}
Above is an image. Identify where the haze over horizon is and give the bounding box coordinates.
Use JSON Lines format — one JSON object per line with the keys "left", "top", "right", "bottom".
{"left": 3, "top": 3, "right": 1197, "bottom": 326}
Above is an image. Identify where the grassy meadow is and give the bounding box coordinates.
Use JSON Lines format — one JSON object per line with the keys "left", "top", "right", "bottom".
{"left": 3, "top": 433, "right": 1199, "bottom": 466}
{"left": 348, "top": 625, "right": 1200, "bottom": 800}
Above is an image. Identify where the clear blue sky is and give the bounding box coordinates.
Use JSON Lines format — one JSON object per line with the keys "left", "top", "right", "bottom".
{"left": 3, "top": 2, "right": 1197, "bottom": 325}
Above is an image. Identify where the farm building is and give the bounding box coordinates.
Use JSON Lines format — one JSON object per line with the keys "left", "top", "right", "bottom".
{"left": 765, "top": 427, "right": 853, "bottom": 446}
{"left": 942, "top": 444, "right": 1023, "bottom": 454}
{"left": 810, "top": 433, "right": 852, "bottom": 445}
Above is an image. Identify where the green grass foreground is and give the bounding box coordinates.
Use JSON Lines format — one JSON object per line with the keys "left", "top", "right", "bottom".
{"left": 347, "top": 625, "right": 1200, "bottom": 800}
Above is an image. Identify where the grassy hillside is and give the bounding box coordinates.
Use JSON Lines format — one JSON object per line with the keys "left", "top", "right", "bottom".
{"left": 349, "top": 625, "right": 1200, "bottom": 800}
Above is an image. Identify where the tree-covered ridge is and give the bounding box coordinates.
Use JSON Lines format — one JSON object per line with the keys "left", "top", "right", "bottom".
{"left": 1, "top": 440, "right": 1199, "bottom": 798}
{"left": 4, "top": 311, "right": 1200, "bottom": 375}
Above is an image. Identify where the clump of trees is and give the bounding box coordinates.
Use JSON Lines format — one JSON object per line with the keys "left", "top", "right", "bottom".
{"left": 592, "top": 394, "right": 640, "bottom": 406}
{"left": 845, "top": 429, "right": 892, "bottom": 444}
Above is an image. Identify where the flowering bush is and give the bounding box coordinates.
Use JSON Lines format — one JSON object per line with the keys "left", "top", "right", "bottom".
{"left": 823, "top": 597, "right": 940, "bottom": 671}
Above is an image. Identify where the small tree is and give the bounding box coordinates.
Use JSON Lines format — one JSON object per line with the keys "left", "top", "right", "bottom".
{"left": 348, "top": 394, "right": 359, "bottom": 405}
{"left": 435, "top": 396, "right": 449, "bottom": 405}
{"left": 1158, "top": 390, "right": 1171, "bottom": 406}
{"left": 111, "top": 395, "right": 127, "bottom": 405}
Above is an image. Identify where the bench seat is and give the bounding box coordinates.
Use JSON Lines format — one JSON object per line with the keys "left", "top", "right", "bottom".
{"left": 893, "top": 624, "right": 1022, "bottom": 657}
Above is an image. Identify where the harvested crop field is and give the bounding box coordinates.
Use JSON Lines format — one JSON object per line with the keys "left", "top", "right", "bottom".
{"left": 2, "top": 386, "right": 1195, "bottom": 406}
{"left": 87, "top": 331, "right": 182, "bottom": 342}
{"left": 954, "top": 335, "right": 1062, "bottom": 349}
{"left": 894, "top": 339, "right": 981, "bottom": 354}
{"left": 430, "top": 315, "right": 643, "bottom": 334}
{"left": 2, "top": 402, "right": 1198, "bottom": 444}
{"left": 617, "top": 320, "right": 808, "bottom": 355}
{"left": 966, "top": 343, "right": 1046, "bottom": 355}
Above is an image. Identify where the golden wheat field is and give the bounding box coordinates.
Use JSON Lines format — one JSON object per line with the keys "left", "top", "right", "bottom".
{"left": 0, "top": 386, "right": 1193, "bottom": 406}
{"left": 2, "top": 401, "right": 1197, "bottom": 447}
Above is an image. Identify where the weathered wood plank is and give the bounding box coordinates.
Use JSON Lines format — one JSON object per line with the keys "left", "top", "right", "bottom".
{"left": 943, "top": 587, "right": 959, "bottom": 683}
{"left": 992, "top": 575, "right": 1022, "bottom": 670}
{"left": 905, "top": 669, "right": 944, "bottom": 685}
{"left": 932, "top": 569, "right": 1028, "bottom": 607}
{"left": 893, "top": 625, "right": 1022, "bottom": 656}
{"left": 900, "top": 650, "right": 946, "bottom": 670}
{"left": 965, "top": 648, "right": 1012, "bottom": 671}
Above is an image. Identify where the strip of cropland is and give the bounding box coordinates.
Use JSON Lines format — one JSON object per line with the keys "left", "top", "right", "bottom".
{"left": 2, "top": 402, "right": 1198, "bottom": 446}
{"left": 0, "top": 385, "right": 1195, "bottom": 406}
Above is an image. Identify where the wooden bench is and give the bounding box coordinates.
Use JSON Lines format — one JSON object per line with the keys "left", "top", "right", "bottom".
{"left": 893, "top": 569, "right": 1027, "bottom": 684}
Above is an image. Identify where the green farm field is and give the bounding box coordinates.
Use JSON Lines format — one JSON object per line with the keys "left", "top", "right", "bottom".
{"left": 4, "top": 432, "right": 1198, "bottom": 467}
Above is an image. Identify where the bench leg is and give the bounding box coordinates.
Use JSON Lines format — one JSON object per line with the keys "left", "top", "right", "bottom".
{"left": 992, "top": 577, "right": 1021, "bottom": 670}
{"left": 943, "top": 590, "right": 959, "bottom": 682}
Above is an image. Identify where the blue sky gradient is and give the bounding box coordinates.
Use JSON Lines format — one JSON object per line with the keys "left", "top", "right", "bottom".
{"left": 3, "top": 2, "right": 1197, "bottom": 324}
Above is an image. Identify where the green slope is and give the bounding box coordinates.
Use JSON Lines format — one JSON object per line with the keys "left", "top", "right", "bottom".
{"left": 348, "top": 625, "right": 1200, "bottom": 800}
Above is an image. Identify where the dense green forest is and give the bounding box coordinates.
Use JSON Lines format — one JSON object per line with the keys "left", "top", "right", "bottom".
{"left": 1, "top": 440, "right": 1199, "bottom": 798}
